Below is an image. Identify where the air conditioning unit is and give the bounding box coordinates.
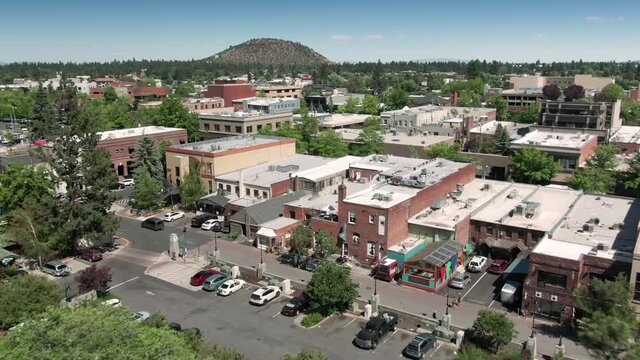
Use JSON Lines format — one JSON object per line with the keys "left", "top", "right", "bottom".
{"left": 550, "top": 295, "right": 558, "bottom": 302}
{"left": 535, "top": 291, "right": 542, "bottom": 298}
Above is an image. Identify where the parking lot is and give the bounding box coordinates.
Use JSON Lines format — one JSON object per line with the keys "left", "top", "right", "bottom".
{"left": 437, "top": 269, "right": 516, "bottom": 313}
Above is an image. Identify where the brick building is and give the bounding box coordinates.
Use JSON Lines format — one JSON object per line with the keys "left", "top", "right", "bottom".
{"left": 609, "top": 125, "right": 640, "bottom": 155}
{"left": 97, "top": 126, "right": 187, "bottom": 177}
{"left": 198, "top": 111, "right": 294, "bottom": 138}
{"left": 184, "top": 98, "right": 225, "bottom": 112}
{"left": 203, "top": 79, "right": 256, "bottom": 107}
{"left": 255, "top": 85, "right": 302, "bottom": 99}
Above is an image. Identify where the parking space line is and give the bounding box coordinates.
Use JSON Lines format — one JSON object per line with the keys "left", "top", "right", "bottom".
{"left": 461, "top": 272, "right": 486, "bottom": 301}
{"left": 429, "top": 344, "right": 441, "bottom": 358}
{"left": 488, "top": 299, "right": 496, "bottom": 308}
{"left": 107, "top": 276, "right": 139, "bottom": 291}
{"left": 342, "top": 318, "right": 357, "bottom": 328}
{"left": 272, "top": 312, "right": 280, "bottom": 318}
{"left": 378, "top": 329, "right": 397, "bottom": 348}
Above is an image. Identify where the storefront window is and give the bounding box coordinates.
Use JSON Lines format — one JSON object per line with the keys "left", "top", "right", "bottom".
{"left": 537, "top": 271, "right": 567, "bottom": 289}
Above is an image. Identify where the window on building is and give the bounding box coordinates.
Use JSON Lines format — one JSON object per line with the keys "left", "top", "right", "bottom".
{"left": 204, "top": 123, "right": 210, "bottom": 131}
{"left": 247, "top": 126, "right": 253, "bottom": 133}
{"left": 208, "top": 180, "right": 213, "bottom": 193}
{"left": 235, "top": 186, "right": 239, "bottom": 195}
{"left": 218, "top": 183, "right": 223, "bottom": 190}
{"left": 235, "top": 126, "right": 242, "bottom": 133}
{"left": 537, "top": 271, "right": 567, "bottom": 289}
{"left": 348, "top": 211, "right": 356, "bottom": 224}
{"left": 369, "top": 215, "right": 375, "bottom": 224}
{"left": 224, "top": 125, "right": 231, "bottom": 132}
{"left": 254, "top": 189, "right": 259, "bottom": 197}
{"left": 262, "top": 191, "right": 268, "bottom": 198}
{"left": 175, "top": 166, "right": 180, "bottom": 177}
{"left": 634, "top": 273, "right": 640, "bottom": 302}
{"left": 289, "top": 211, "right": 296, "bottom": 219}
{"left": 128, "top": 147, "right": 135, "bottom": 155}
{"left": 367, "top": 242, "right": 376, "bottom": 258}
{"left": 352, "top": 233, "right": 360, "bottom": 244}
{"left": 226, "top": 185, "right": 231, "bottom": 192}
{"left": 275, "top": 122, "right": 281, "bottom": 128}
{"left": 486, "top": 225, "right": 494, "bottom": 236}
{"left": 214, "top": 124, "right": 220, "bottom": 131}
{"left": 378, "top": 215, "right": 386, "bottom": 236}
{"left": 245, "top": 188, "right": 250, "bottom": 196}
{"left": 257, "top": 124, "right": 262, "bottom": 130}
{"left": 179, "top": 139, "right": 186, "bottom": 144}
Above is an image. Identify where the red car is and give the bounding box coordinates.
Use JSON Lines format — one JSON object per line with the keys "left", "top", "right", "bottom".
{"left": 488, "top": 259, "right": 510, "bottom": 274}
{"left": 189, "top": 269, "right": 220, "bottom": 286}
{"left": 80, "top": 249, "right": 103, "bottom": 262}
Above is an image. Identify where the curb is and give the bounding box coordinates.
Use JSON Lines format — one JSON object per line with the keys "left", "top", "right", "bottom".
{"left": 294, "top": 312, "right": 336, "bottom": 329}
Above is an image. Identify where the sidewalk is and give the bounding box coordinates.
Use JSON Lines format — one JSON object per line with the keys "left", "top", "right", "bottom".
{"left": 147, "top": 237, "right": 590, "bottom": 359}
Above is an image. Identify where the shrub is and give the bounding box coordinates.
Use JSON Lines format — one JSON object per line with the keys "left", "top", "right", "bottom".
{"left": 301, "top": 313, "right": 324, "bottom": 328}
{"left": 229, "top": 231, "right": 240, "bottom": 240}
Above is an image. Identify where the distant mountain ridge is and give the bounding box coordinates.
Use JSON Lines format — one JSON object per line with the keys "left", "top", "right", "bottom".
{"left": 209, "top": 38, "right": 332, "bottom": 66}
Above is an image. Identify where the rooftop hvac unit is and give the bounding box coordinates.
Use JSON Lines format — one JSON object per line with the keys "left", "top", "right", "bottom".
{"left": 583, "top": 223, "right": 595, "bottom": 233}
{"left": 507, "top": 190, "right": 518, "bottom": 199}
{"left": 431, "top": 197, "right": 446, "bottom": 210}
{"left": 482, "top": 183, "right": 491, "bottom": 191}
{"left": 596, "top": 243, "right": 609, "bottom": 251}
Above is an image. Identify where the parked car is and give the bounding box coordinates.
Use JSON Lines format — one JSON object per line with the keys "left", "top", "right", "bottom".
{"left": 191, "top": 214, "right": 216, "bottom": 228}
{"left": 467, "top": 256, "right": 489, "bottom": 273}
{"left": 133, "top": 311, "right": 151, "bottom": 322}
{"left": 448, "top": 271, "right": 471, "bottom": 289}
{"left": 41, "top": 261, "right": 70, "bottom": 277}
{"left": 120, "top": 178, "right": 134, "bottom": 186}
{"left": 163, "top": 211, "right": 186, "bottom": 222}
{"left": 217, "top": 279, "right": 246, "bottom": 296}
{"left": 80, "top": 249, "right": 103, "bottom": 262}
{"left": 102, "top": 298, "right": 122, "bottom": 307}
{"left": 403, "top": 333, "right": 437, "bottom": 359}
{"left": 354, "top": 312, "right": 398, "bottom": 350}
{"left": 303, "top": 258, "right": 322, "bottom": 272}
{"left": 249, "top": 286, "right": 281, "bottom": 306}
{"left": 190, "top": 269, "right": 220, "bottom": 286}
{"left": 281, "top": 294, "right": 311, "bottom": 316}
{"left": 201, "top": 219, "right": 222, "bottom": 231}
{"left": 488, "top": 259, "right": 510, "bottom": 274}
{"left": 1, "top": 255, "right": 20, "bottom": 267}
{"left": 141, "top": 217, "right": 164, "bottom": 231}
{"left": 202, "top": 273, "right": 230, "bottom": 292}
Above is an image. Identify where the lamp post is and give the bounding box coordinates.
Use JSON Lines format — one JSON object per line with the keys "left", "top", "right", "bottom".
{"left": 212, "top": 222, "right": 221, "bottom": 262}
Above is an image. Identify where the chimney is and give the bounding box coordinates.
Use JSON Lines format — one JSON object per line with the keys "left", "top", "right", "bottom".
{"left": 452, "top": 91, "right": 459, "bottom": 106}
{"left": 338, "top": 184, "right": 347, "bottom": 204}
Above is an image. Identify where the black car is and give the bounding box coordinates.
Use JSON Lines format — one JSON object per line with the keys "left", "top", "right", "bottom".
{"left": 168, "top": 322, "right": 182, "bottom": 331}
{"left": 281, "top": 294, "right": 311, "bottom": 316}
{"left": 403, "top": 333, "right": 436, "bottom": 359}
{"left": 191, "top": 214, "right": 216, "bottom": 228}
{"left": 303, "top": 258, "right": 322, "bottom": 272}
{"left": 141, "top": 217, "right": 164, "bottom": 231}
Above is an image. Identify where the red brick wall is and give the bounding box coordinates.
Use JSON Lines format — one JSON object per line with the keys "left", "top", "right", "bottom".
{"left": 469, "top": 221, "right": 545, "bottom": 249}
{"left": 309, "top": 218, "right": 341, "bottom": 240}
{"left": 203, "top": 84, "right": 256, "bottom": 106}
{"left": 282, "top": 204, "right": 306, "bottom": 220}
{"left": 455, "top": 216, "right": 471, "bottom": 244}
{"left": 348, "top": 167, "right": 378, "bottom": 181}
{"left": 271, "top": 179, "right": 292, "bottom": 198}
{"left": 578, "top": 136, "right": 598, "bottom": 165}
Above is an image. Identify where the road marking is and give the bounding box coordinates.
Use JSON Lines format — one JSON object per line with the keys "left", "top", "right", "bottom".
{"left": 461, "top": 272, "right": 486, "bottom": 301}
{"left": 488, "top": 299, "right": 496, "bottom": 308}
{"left": 378, "top": 329, "right": 396, "bottom": 348}
{"left": 107, "top": 276, "right": 139, "bottom": 291}
{"left": 342, "top": 317, "right": 357, "bottom": 328}
{"left": 146, "top": 291, "right": 155, "bottom": 296}
{"left": 272, "top": 312, "right": 280, "bottom": 318}
{"left": 429, "top": 344, "right": 441, "bottom": 358}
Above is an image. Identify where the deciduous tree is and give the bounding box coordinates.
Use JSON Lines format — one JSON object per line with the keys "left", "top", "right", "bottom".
{"left": 510, "top": 147, "right": 560, "bottom": 185}
{"left": 511, "top": 105, "right": 539, "bottom": 124}
{"left": 180, "top": 162, "right": 204, "bottom": 210}
{"left": 75, "top": 264, "right": 112, "bottom": 294}
{"left": 0, "top": 274, "right": 63, "bottom": 330}
{"left": 337, "top": 96, "right": 359, "bottom": 113}
{"left": 598, "top": 83, "right": 624, "bottom": 102}
{"left": 103, "top": 86, "right": 118, "bottom": 103}
{"left": 385, "top": 87, "right": 409, "bottom": 110}
{"left": 487, "top": 95, "right": 508, "bottom": 121}
{"left": 351, "top": 127, "right": 384, "bottom": 156}
{"left": 563, "top": 84, "right": 585, "bottom": 101}
{"left": 305, "top": 262, "right": 358, "bottom": 315}
{"left": 155, "top": 96, "right": 200, "bottom": 141}
{"left": 308, "top": 129, "right": 348, "bottom": 158}
{"left": 360, "top": 95, "right": 380, "bottom": 115}
{"left": 288, "top": 226, "right": 313, "bottom": 257}
{"left": 624, "top": 151, "right": 640, "bottom": 190}
{"left": 0, "top": 164, "right": 53, "bottom": 221}
{"left": 471, "top": 310, "right": 517, "bottom": 353}
{"left": 314, "top": 231, "right": 337, "bottom": 259}
{"left": 542, "top": 84, "right": 561, "bottom": 100}
{"left": 425, "top": 143, "right": 473, "bottom": 162}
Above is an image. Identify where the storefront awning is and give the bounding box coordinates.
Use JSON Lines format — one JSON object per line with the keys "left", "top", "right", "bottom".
{"left": 480, "top": 238, "right": 526, "bottom": 252}
{"left": 256, "top": 227, "right": 277, "bottom": 238}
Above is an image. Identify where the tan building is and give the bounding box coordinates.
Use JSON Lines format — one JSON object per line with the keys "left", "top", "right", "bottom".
{"left": 164, "top": 135, "right": 296, "bottom": 194}
{"left": 198, "top": 111, "right": 294, "bottom": 138}
{"left": 184, "top": 98, "right": 224, "bottom": 112}
{"left": 509, "top": 74, "right": 614, "bottom": 92}
{"left": 255, "top": 85, "right": 302, "bottom": 99}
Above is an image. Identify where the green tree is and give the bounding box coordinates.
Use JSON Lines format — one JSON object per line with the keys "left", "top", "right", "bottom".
{"left": 360, "top": 95, "right": 380, "bottom": 115}
{"left": 327, "top": 73, "right": 346, "bottom": 88}
{"left": 132, "top": 168, "right": 163, "bottom": 210}
{"left": 0, "top": 164, "right": 53, "bottom": 221}
{"left": 425, "top": 143, "right": 473, "bottom": 162}
{"left": 103, "top": 86, "right": 118, "bottom": 103}
{"left": 174, "top": 81, "right": 195, "bottom": 98}
{"left": 0, "top": 304, "right": 200, "bottom": 359}
{"left": 180, "top": 162, "right": 204, "bottom": 210}
{"left": 568, "top": 167, "right": 615, "bottom": 194}
{"left": 314, "top": 231, "right": 337, "bottom": 259}
{"left": 0, "top": 274, "right": 63, "bottom": 330}
{"left": 622, "top": 101, "right": 640, "bottom": 126}
{"left": 457, "top": 89, "right": 482, "bottom": 107}
{"left": 133, "top": 136, "right": 164, "bottom": 181}
{"left": 308, "top": 129, "right": 348, "bottom": 158}
{"left": 370, "top": 60, "right": 386, "bottom": 95}
{"left": 31, "top": 84, "right": 55, "bottom": 140}
{"left": 75, "top": 264, "right": 112, "bottom": 294}
{"left": 158, "top": 138, "right": 172, "bottom": 177}
{"left": 385, "top": 87, "right": 409, "bottom": 110}
{"left": 337, "top": 96, "right": 359, "bottom": 113}
{"left": 589, "top": 144, "right": 618, "bottom": 171}
{"left": 493, "top": 124, "right": 510, "bottom": 155}
{"left": 362, "top": 116, "right": 383, "bottom": 132}
{"left": 141, "top": 77, "right": 157, "bottom": 86}
{"left": 7, "top": 201, "right": 54, "bottom": 267}
{"left": 305, "top": 262, "right": 358, "bottom": 315}
{"left": 598, "top": 83, "right": 624, "bottom": 102}
{"left": 574, "top": 275, "right": 640, "bottom": 359}
{"left": 346, "top": 76, "right": 367, "bottom": 94}
{"left": 281, "top": 348, "right": 328, "bottom": 360}
{"left": 471, "top": 310, "right": 517, "bottom": 353}
{"left": 352, "top": 127, "right": 384, "bottom": 156}
{"left": 2, "top": 131, "right": 16, "bottom": 144}
{"left": 511, "top": 105, "right": 539, "bottom": 124}
{"left": 0, "top": 89, "right": 33, "bottom": 120}
{"left": 624, "top": 151, "right": 640, "bottom": 190}
{"left": 510, "top": 147, "right": 560, "bottom": 184}
{"left": 455, "top": 345, "right": 491, "bottom": 360}
{"left": 156, "top": 96, "right": 200, "bottom": 141}
{"left": 487, "top": 95, "right": 508, "bottom": 121}
{"left": 428, "top": 74, "right": 445, "bottom": 91}
{"left": 288, "top": 226, "right": 313, "bottom": 257}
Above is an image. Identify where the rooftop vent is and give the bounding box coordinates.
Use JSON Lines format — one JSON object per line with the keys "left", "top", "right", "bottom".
{"left": 507, "top": 190, "right": 518, "bottom": 199}
{"left": 609, "top": 222, "right": 625, "bottom": 230}
{"left": 587, "top": 217, "right": 600, "bottom": 225}
{"left": 588, "top": 247, "right": 598, "bottom": 255}
{"left": 431, "top": 197, "right": 446, "bottom": 210}
{"left": 583, "top": 223, "right": 595, "bottom": 233}
{"left": 482, "top": 183, "right": 491, "bottom": 191}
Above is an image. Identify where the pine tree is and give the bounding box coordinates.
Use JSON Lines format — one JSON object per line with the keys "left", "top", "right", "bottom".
{"left": 132, "top": 136, "right": 164, "bottom": 181}
{"left": 493, "top": 124, "right": 510, "bottom": 155}
{"left": 31, "top": 83, "right": 54, "bottom": 140}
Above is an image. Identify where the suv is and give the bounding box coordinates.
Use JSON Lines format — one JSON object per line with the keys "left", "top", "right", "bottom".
{"left": 141, "top": 217, "right": 164, "bottom": 231}
{"left": 42, "top": 261, "right": 70, "bottom": 277}
{"left": 467, "top": 256, "right": 489, "bottom": 273}
{"left": 249, "top": 286, "right": 281, "bottom": 306}
{"left": 191, "top": 214, "right": 216, "bottom": 228}
{"left": 281, "top": 294, "right": 311, "bottom": 316}
{"left": 403, "top": 333, "right": 437, "bottom": 359}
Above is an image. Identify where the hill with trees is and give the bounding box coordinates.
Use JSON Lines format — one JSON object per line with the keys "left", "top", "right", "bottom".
{"left": 210, "top": 38, "right": 332, "bottom": 67}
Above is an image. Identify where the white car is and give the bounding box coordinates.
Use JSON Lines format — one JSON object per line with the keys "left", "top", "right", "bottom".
{"left": 163, "top": 211, "right": 186, "bottom": 222}
{"left": 467, "top": 256, "right": 489, "bottom": 273}
{"left": 102, "top": 298, "right": 122, "bottom": 307}
{"left": 217, "top": 279, "right": 246, "bottom": 296}
{"left": 121, "top": 178, "right": 135, "bottom": 186}
{"left": 201, "top": 219, "right": 221, "bottom": 231}
{"left": 249, "top": 285, "right": 280, "bottom": 306}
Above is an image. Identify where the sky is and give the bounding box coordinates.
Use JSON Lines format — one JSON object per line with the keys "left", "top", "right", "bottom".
{"left": 0, "top": 0, "right": 639, "bottom": 63}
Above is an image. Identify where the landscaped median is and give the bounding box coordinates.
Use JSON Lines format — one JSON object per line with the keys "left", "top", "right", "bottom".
{"left": 301, "top": 312, "right": 324, "bottom": 328}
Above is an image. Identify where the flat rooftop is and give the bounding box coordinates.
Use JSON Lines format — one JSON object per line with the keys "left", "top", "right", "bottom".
{"left": 234, "top": 97, "right": 299, "bottom": 106}
{"left": 549, "top": 195, "right": 640, "bottom": 261}
{"left": 168, "top": 135, "right": 289, "bottom": 153}
{"left": 260, "top": 216, "right": 299, "bottom": 230}
{"left": 292, "top": 155, "right": 361, "bottom": 182}
{"left": 510, "top": 130, "right": 596, "bottom": 151}
{"left": 409, "top": 179, "right": 512, "bottom": 230}
{"left": 285, "top": 180, "right": 372, "bottom": 212}
{"left": 610, "top": 125, "right": 640, "bottom": 144}
{"left": 337, "top": 128, "right": 454, "bottom": 147}
{"left": 381, "top": 105, "right": 494, "bottom": 117}
{"left": 532, "top": 238, "right": 594, "bottom": 261}
{"left": 98, "top": 126, "right": 184, "bottom": 141}
{"left": 470, "top": 121, "right": 519, "bottom": 135}
{"left": 316, "top": 113, "right": 371, "bottom": 128}
{"left": 471, "top": 184, "right": 582, "bottom": 233}
{"left": 215, "top": 154, "right": 331, "bottom": 188}
{"left": 197, "top": 111, "right": 293, "bottom": 120}
{"left": 344, "top": 183, "right": 420, "bottom": 209}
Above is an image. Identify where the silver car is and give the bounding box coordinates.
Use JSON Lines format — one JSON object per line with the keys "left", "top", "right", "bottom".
{"left": 42, "top": 261, "right": 70, "bottom": 277}
{"left": 449, "top": 272, "right": 471, "bottom": 289}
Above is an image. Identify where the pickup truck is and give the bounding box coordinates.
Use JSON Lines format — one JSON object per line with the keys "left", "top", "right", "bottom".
{"left": 354, "top": 312, "right": 399, "bottom": 349}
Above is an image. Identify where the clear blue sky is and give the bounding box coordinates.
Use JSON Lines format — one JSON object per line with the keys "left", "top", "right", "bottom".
{"left": 1, "top": 0, "right": 638, "bottom": 63}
